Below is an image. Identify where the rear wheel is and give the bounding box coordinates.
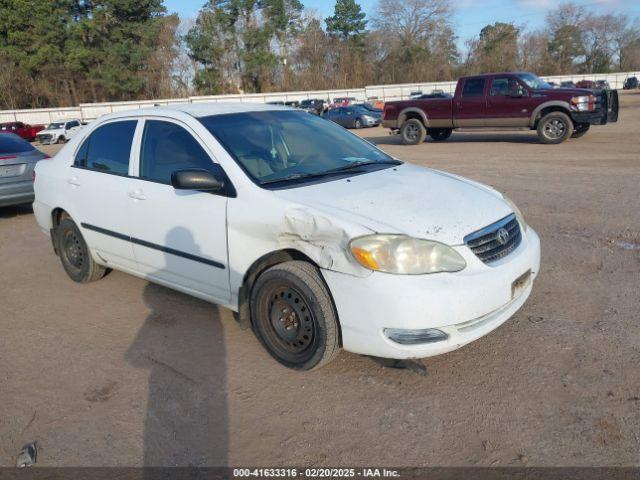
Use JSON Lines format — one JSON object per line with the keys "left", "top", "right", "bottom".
{"left": 56, "top": 218, "right": 106, "bottom": 283}
{"left": 428, "top": 128, "right": 453, "bottom": 142}
{"left": 400, "top": 118, "right": 426, "bottom": 145}
{"left": 571, "top": 123, "right": 591, "bottom": 139}
{"left": 537, "top": 112, "right": 573, "bottom": 144}
{"left": 250, "top": 261, "right": 340, "bottom": 370}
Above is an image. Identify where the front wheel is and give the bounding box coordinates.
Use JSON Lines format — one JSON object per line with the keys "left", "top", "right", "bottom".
{"left": 428, "top": 128, "right": 453, "bottom": 142}
{"left": 250, "top": 261, "right": 340, "bottom": 370}
{"left": 354, "top": 118, "right": 363, "bottom": 129}
{"left": 56, "top": 136, "right": 66, "bottom": 144}
{"left": 571, "top": 123, "right": 591, "bottom": 139}
{"left": 56, "top": 218, "right": 107, "bottom": 283}
{"left": 400, "top": 118, "right": 426, "bottom": 145}
{"left": 537, "top": 112, "right": 573, "bottom": 144}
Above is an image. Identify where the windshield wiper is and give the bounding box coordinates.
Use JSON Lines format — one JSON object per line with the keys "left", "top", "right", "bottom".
{"left": 321, "top": 159, "right": 401, "bottom": 175}
{"left": 259, "top": 159, "right": 401, "bottom": 186}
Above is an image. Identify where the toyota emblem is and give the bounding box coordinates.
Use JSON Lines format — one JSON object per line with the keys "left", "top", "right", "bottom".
{"left": 496, "top": 227, "right": 510, "bottom": 245}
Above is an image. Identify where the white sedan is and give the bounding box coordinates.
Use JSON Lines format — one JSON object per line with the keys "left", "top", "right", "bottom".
{"left": 33, "top": 103, "right": 540, "bottom": 370}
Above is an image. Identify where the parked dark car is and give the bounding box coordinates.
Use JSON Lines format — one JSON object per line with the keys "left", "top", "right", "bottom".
{"left": 595, "top": 80, "right": 610, "bottom": 90}
{"left": 560, "top": 81, "right": 576, "bottom": 88}
{"left": 623, "top": 77, "right": 638, "bottom": 89}
{"left": 0, "top": 132, "right": 48, "bottom": 207}
{"left": 323, "top": 105, "right": 381, "bottom": 129}
{"left": 383, "top": 72, "right": 619, "bottom": 145}
{"left": 575, "top": 80, "right": 596, "bottom": 89}
{"left": 299, "top": 99, "right": 326, "bottom": 115}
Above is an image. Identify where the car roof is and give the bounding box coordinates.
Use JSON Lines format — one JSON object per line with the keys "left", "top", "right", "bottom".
{"left": 98, "top": 102, "right": 293, "bottom": 121}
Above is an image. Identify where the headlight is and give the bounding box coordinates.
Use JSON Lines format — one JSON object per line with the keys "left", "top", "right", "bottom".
{"left": 570, "top": 95, "right": 596, "bottom": 111}
{"left": 350, "top": 234, "right": 466, "bottom": 274}
{"left": 503, "top": 195, "right": 528, "bottom": 232}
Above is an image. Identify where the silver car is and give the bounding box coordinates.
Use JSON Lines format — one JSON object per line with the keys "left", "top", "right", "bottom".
{"left": 0, "top": 133, "right": 48, "bottom": 207}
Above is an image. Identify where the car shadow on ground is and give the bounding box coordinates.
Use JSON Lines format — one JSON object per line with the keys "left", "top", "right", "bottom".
{"left": 125, "top": 227, "right": 228, "bottom": 468}
{"left": 0, "top": 204, "right": 33, "bottom": 219}
{"left": 364, "top": 132, "right": 542, "bottom": 146}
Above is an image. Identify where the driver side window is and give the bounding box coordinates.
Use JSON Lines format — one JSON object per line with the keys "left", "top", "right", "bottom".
{"left": 139, "top": 120, "right": 215, "bottom": 185}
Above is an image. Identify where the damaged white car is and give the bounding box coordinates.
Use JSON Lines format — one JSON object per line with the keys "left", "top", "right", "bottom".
{"left": 33, "top": 104, "right": 540, "bottom": 370}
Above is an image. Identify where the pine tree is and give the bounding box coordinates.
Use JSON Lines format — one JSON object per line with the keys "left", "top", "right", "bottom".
{"left": 325, "top": 0, "right": 367, "bottom": 42}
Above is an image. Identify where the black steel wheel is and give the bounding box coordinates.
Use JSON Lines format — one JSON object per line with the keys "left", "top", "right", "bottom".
{"left": 571, "top": 123, "right": 591, "bottom": 139}
{"left": 56, "top": 218, "right": 106, "bottom": 283}
{"left": 428, "top": 128, "right": 453, "bottom": 141}
{"left": 250, "top": 261, "right": 340, "bottom": 370}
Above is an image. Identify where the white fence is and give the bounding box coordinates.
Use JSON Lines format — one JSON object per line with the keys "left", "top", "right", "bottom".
{"left": 0, "top": 71, "right": 638, "bottom": 125}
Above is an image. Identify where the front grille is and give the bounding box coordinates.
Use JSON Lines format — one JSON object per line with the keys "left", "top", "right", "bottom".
{"left": 37, "top": 134, "right": 52, "bottom": 142}
{"left": 464, "top": 213, "right": 522, "bottom": 264}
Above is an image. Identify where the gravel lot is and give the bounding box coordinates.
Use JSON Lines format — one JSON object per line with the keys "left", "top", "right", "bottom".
{"left": 1, "top": 92, "right": 639, "bottom": 467}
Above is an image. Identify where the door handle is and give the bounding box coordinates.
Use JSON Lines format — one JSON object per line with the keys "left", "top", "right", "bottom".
{"left": 67, "top": 176, "right": 81, "bottom": 186}
{"left": 128, "top": 189, "right": 147, "bottom": 201}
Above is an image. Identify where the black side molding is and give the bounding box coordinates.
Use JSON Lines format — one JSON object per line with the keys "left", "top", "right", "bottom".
{"left": 80, "top": 223, "right": 225, "bottom": 270}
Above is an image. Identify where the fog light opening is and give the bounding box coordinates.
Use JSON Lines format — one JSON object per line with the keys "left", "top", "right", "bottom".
{"left": 384, "top": 328, "right": 448, "bottom": 345}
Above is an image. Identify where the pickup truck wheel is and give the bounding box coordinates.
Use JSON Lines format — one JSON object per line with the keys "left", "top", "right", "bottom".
{"left": 400, "top": 119, "right": 426, "bottom": 145}
{"left": 537, "top": 112, "right": 573, "bottom": 144}
{"left": 56, "top": 218, "right": 107, "bottom": 283}
{"left": 428, "top": 128, "right": 453, "bottom": 142}
{"left": 571, "top": 123, "right": 591, "bottom": 139}
{"left": 56, "top": 136, "right": 66, "bottom": 144}
{"left": 251, "top": 261, "right": 340, "bottom": 370}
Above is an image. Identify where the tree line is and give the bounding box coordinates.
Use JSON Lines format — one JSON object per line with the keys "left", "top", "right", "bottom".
{"left": 1, "top": 0, "right": 639, "bottom": 110}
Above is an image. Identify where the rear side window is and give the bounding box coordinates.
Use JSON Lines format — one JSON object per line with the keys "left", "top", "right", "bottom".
{"left": 75, "top": 121, "right": 137, "bottom": 175}
{"left": 0, "top": 133, "right": 35, "bottom": 154}
{"left": 139, "top": 120, "right": 214, "bottom": 185}
{"left": 462, "top": 78, "right": 486, "bottom": 97}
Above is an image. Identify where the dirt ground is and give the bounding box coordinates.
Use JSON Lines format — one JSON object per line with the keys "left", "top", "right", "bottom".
{"left": 1, "top": 92, "right": 639, "bottom": 468}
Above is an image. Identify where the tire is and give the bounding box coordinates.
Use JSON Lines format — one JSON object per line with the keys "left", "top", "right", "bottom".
{"left": 571, "top": 123, "right": 591, "bottom": 139}
{"left": 250, "top": 261, "right": 340, "bottom": 370}
{"left": 56, "top": 218, "right": 106, "bottom": 283}
{"left": 354, "top": 118, "right": 363, "bottom": 129}
{"left": 56, "top": 136, "right": 66, "bottom": 144}
{"left": 428, "top": 128, "right": 453, "bottom": 142}
{"left": 400, "top": 118, "right": 426, "bottom": 145}
{"left": 537, "top": 112, "right": 573, "bottom": 144}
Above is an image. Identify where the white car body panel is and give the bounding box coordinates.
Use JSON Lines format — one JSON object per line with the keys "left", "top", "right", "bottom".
{"left": 33, "top": 102, "right": 541, "bottom": 360}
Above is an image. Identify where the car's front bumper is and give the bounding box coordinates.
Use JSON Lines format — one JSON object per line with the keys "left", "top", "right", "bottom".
{"left": 322, "top": 227, "right": 541, "bottom": 359}
{"left": 0, "top": 180, "right": 34, "bottom": 207}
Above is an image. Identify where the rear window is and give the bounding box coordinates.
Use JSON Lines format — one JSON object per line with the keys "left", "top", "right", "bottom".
{"left": 462, "top": 78, "right": 486, "bottom": 97}
{"left": 0, "top": 133, "right": 35, "bottom": 154}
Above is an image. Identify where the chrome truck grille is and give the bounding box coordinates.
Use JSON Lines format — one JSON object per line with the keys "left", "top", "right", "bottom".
{"left": 464, "top": 213, "right": 522, "bottom": 264}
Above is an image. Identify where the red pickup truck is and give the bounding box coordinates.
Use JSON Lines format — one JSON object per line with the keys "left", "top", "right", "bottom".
{"left": 383, "top": 72, "right": 619, "bottom": 145}
{"left": 0, "top": 122, "right": 45, "bottom": 142}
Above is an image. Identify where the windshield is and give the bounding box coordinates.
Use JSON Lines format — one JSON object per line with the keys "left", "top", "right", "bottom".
{"left": 199, "top": 110, "right": 398, "bottom": 188}
{"left": 516, "top": 73, "right": 551, "bottom": 90}
{"left": 47, "top": 123, "right": 64, "bottom": 129}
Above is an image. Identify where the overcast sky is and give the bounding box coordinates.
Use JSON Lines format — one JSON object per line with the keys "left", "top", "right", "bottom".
{"left": 164, "top": 0, "right": 640, "bottom": 46}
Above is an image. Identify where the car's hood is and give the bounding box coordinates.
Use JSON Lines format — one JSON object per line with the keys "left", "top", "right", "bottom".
{"left": 39, "top": 128, "right": 62, "bottom": 134}
{"left": 273, "top": 163, "right": 513, "bottom": 245}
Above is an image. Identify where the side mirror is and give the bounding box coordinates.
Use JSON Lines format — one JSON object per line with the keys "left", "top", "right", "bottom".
{"left": 171, "top": 168, "right": 226, "bottom": 193}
